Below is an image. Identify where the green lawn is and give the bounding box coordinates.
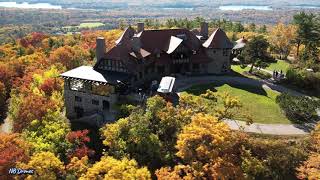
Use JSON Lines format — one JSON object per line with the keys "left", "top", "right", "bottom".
{"left": 186, "top": 83, "right": 291, "bottom": 124}
{"left": 231, "top": 65, "right": 259, "bottom": 79}
{"left": 231, "top": 65, "right": 250, "bottom": 74}
{"left": 79, "top": 22, "right": 105, "bottom": 28}
{"left": 265, "top": 60, "right": 290, "bottom": 73}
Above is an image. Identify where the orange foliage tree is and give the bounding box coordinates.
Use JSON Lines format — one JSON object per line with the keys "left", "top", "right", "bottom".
{"left": 49, "top": 45, "right": 90, "bottom": 70}
{"left": 12, "top": 94, "right": 58, "bottom": 132}
{"left": 297, "top": 124, "right": 320, "bottom": 179}
{"left": 0, "top": 133, "right": 30, "bottom": 178}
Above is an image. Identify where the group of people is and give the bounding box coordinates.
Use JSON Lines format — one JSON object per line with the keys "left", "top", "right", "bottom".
{"left": 273, "top": 70, "right": 285, "bottom": 80}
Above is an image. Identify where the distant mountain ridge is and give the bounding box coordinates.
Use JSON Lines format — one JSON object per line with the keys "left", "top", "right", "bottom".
{"left": 1, "top": 0, "right": 319, "bottom": 8}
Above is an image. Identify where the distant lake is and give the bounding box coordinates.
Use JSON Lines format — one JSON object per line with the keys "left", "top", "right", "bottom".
{"left": 219, "top": 5, "right": 272, "bottom": 11}
{"left": 162, "top": 7, "right": 194, "bottom": 11}
{"left": 0, "top": 2, "right": 62, "bottom": 9}
{"left": 291, "top": 5, "right": 320, "bottom": 9}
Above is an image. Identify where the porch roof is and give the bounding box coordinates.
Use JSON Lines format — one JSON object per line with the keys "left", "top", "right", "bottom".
{"left": 60, "top": 66, "right": 130, "bottom": 84}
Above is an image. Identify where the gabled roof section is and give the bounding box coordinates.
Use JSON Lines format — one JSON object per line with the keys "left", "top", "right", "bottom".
{"left": 115, "top": 26, "right": 135, "bottom": 45}
{"left": 202, "top": 28, "right": 233, "bottom": 49}
{"left": 129, "top": 48, "right": 151, "bottom": 59}
{"left": 138, "top": 28, "right": 201, "bottom": 53}
{"left": 166, "top": 36, "right": 183, "bottom": 54}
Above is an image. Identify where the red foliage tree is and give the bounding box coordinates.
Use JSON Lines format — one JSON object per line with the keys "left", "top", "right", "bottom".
{"left": 66, "top": 130, "right": 94, "bottom": 159}
{"left": 40, "top": 78, "right": 63, "bottom": 96}
{"left": 0, "top": 133, "right": 30, "bottom": 178}
{"left": 19, "top": 32, "right": 47, "bottom": 48}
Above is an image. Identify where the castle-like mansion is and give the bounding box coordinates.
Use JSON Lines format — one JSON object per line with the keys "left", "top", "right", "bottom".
{"left": 61, "top": 22, "right": 234, "bottom": 122}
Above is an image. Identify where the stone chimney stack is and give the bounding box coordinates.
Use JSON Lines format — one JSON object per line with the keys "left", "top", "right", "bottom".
{"left": 96, "top": 37, "right": 106, "bottom": 63}
{"left": 132, "top": 36, "right": 141, "bottom": 53}
{"left": 200, "top": 22, "right": 209, "bottom": 39}
{"left": 137, "top": 22, "right": 145, "bottom": 33}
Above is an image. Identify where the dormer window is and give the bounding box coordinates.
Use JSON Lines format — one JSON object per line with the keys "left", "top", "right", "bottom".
{"left": 156, "top": 53, "right": 160, "bottom": 58}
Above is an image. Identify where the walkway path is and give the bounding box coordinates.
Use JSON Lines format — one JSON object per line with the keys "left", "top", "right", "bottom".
{"left": 0, "top": 116, "right": 12, "bottom": 133}
{"left": 223, "top": 119, "right": 315, "bottom": 135}
{"left": 176, "top": 75, "right": 316, "bottom": 135}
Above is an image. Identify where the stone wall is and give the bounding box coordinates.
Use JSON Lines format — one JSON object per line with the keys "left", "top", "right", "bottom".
{"left": 205, "top": 48, "right": 231, "bottom": 74}
{"left": 64, "top": 80, "right": 118, "bottom": 121}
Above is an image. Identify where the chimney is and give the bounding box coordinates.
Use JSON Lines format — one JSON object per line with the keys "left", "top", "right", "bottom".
{"left": 96, "top": 37, "right": 106, "bottom": 63}
{"left": 137, "top": 22, "right": 144, "bottom": 33}
{"left": 200, "top": 22, "right": 209, "bottom": 39}
{"left": 132, "top": 36, "right": 141, "bottom": 53}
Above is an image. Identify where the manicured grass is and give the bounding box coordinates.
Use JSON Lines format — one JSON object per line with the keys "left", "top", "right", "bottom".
{"left": 265, "top": 60, "right": 290, "bottom": 73}
{"left": 231, "top": 65, "right": 250, "bottom": 74}
{"left": 231, "top": 65, "right": 259, "bottom": 79}
{"left": 79, "top": 22, "right": 104, "bottom": 28}
{"left": 186, "top": 83, "right": 291, "bottom": 124}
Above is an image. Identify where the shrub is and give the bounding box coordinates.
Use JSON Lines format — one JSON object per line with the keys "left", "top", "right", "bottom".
{"left": 253, "top": 70, "right": 272, "bottom": 79}
{"left": 276, "top": 93, "right": 320, "bottom": 122}
{"left": 286, "top": 68, "right": 320, "bottom": 93}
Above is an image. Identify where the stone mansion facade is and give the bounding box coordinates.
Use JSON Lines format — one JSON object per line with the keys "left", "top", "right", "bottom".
{"left": 61, "top": 22, "right": 234, "bottom": 122}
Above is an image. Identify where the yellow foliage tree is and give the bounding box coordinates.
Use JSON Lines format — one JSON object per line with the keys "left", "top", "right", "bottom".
{"left": 66, "top": 156, "right": 90, "bottom": 179}
{"left": 80, "top": 156, "right": 151, "bottom": 180}
{"left": 268, "top": 23, "right": 297, "bottom": 59}
{"left": 18, "top": 151, "right": 65, "bottom": 180}
{"left": 172, "top": 113, "right": 244, "bottom": 179}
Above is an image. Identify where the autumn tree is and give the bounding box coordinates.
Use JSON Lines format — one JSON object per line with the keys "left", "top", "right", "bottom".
{"left": 269, "top": 23, "right": 297, "bottom": 59}
{"left": 49, "top": 45, "right": 90, "bottom": 70}
{"left": 80, "top": 156, "right": 151, "bottom": 180}
{"left": 66, "top": 156, "right": 90, "bottom": 179}
{"left": 102, "top": 95, "right": 196, "bottom": 169}
{"left": 66, "top": 130, "right": 94, "bottom": 160}
{"left": 158, "top": 113, "right": 243, "bottom": 179}
{"left": 10, "top": 93, "right": 59, "bottom": 132}
{"left": 23, "top": 110, "right": 71, "bottom": 161}
{"left": 0, "top": 82, "right": 6, "bottom": 108}
{"left": 297, "top": 123, "right": 320, "bottom": 179}
{"left": 0, "top": 133, "right": 30, "bottom": 178}
{"left": 39, "top": 77, "right": 63, "bottom": 96}
{"left": 18, "top": 152, "right": 65, "bottom": 180}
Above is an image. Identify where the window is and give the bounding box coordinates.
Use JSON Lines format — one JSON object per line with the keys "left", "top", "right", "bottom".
{"left": 97, "top": 60, "right": 128, "bottom": 73}
{"left": 92, "top": 99, "right": 99, "bottom": 105}
{"left": 75, "top": 96, "right": 82, "bottom": 102}
{"left": 103, "top": 100, "right": 110, "bottom": 111}
{"left": 70, "top": 80, "right": 85, "bottom": 92}
{"left": 92, "top": 83, "right": 115, "bottom": 96}
{"left": 74, "top": 107, "right": 84, "bottom": 118}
